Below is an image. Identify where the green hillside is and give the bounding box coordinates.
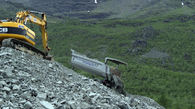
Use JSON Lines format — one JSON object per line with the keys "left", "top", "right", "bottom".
{"left": 94, "top": 0, "right": 195, "bottom": 18}
{"left": 0, "top": 0, "right": 195, "bottom": 109}
{"left": 6, "top": 0, "right": 195, "bottom": 19}
{"left": 46, "top": 14, "right": 195, "bottom": 109}
{"left": 0, "top": 1, "right": 35, "bottom": 19}
{"left": 6, "top": 0, "right": 108, "bottom": 19}
{"left": 48, "top": 13, "right": 195, "bottom": 73}
{"left": 0, "top": 2, "right": 20, "bottom": 19}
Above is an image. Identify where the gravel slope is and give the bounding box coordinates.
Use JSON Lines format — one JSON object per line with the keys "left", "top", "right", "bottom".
{"left": 0, "top": 47, "right": 164, "bottom": 109}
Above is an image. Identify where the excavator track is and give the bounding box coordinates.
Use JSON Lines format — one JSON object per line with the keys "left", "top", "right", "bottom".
{"left": 1, "top": 38, "right": 52, "bottom": 60}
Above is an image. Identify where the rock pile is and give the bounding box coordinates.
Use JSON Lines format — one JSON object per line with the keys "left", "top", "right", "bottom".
{"left": 0, "top": 47, "right": 164, "bottom": 109}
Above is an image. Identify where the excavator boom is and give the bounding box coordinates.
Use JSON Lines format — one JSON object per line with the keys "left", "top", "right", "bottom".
{"left": 16, "top": 10, "right": 50, "bottom": 53}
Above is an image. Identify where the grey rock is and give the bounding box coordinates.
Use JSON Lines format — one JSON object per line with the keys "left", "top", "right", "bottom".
{"left": 20, "top": 91, "right": 31, "bottom": 100}
{"left": 0, "top": 69, "right": 5, "bottom": 73}
{"left": 0, "top": 92, "right": 7, "bottom": 99}
{"left": 38, "top": 93, "right": 47, "bottom": 100}
{"left": 31, "top": 78, "right": 38, "bottom": 82}
{"left": 0, "top": 75, "right": 3, "bottom": 79}
{"left": 2, "top": 87, "right": 11, "bottom": 92}
{"left": 59, "top": 100, "right": 66, "bottom": 104}
{"left": 10, "top": 79, "right": 18, "bottom": 84}
{"left": 56, "top": 106, "right": 65, "bottom": 109}
{"left": 68, "top": 74, "right": 72, "bottom": 77}
{"left": 12, "top": 85, "right": 20, "bottom": 90}
{"left": 0, "top": 81, "right": 7, "bottom": 88}
{"left": 18, "top": 71, "right": 31, "bottom": 77}
{"left": 0, "top": 80, "right": 6, "bottom": 85}
{"left": 1, "top": 70, "right": 13, "bottom": 78}
{"left": 2, "top": 107, "right": 10, "bottom": 109}
{"left": 40, "top": 100, "right": 54, "bottom": 109}
{"left": 5, "top": 68, "right": 14, "bottom": 77}
{"left": 46, "top": 92, "right": 55, "bottom": 101}
{"left": 0, "top": 98, "right": 4, "bottom": 105}
{"left": 118, "top": 101, "right": 131, "bottom": 109}
{"left": 79, "top": 102, "right": 91, "bottom": 109}
{"left": 49, "top": 64, "right": 53, "bottom": 68}
{"left": 19, "top": 100, "right": 27, "bottom": 104}
{"left": 56, "top": 81, "right": 62, "bottom": 84}
{"left": 23, "top": 101, "right": 33, "bottom": 109}
{"left": 67, "top": 101, "right": 76, "bottom": 109}
{"left": 0, "top": 48, "right": 164, "bottom": 109}
{"left": 89, "top": 92, "right": 96, "bottom": 97}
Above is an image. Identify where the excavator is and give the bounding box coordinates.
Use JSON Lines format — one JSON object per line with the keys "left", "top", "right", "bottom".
{"left": 0, "top": 10, "right": 51, "bottom": 59}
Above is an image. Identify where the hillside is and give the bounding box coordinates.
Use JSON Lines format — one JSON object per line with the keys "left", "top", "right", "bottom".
{"left": 0, "top": 0, "right": 195, "bottom": 109}
{"left": 48, "top": 15, "right": 195, "bottom": 73}
{"left": 94, "top": 0, "right": 195, "bottom": 18}
{"left": 0, "top": 1, "right": 21, "bottom": 19}
{"left": 5, "top": 0, "right": 108, "bottom": 19}
{"left": 4, "top": 0, "right": 195, "bottom": 19}
{"left": 0, "top": 47, "right": 164, "bottom": 109}
{"left": 46, "top": 15, "right": 195, "bottom": 109}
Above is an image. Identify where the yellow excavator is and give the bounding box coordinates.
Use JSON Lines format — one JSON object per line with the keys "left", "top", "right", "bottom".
{"left": 0, "top": 10, "right": 51, "bottom": 59}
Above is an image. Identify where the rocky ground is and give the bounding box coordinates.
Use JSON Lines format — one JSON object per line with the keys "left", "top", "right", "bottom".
{"left": 0, "top": 47, "right": 164, "bottom": 109}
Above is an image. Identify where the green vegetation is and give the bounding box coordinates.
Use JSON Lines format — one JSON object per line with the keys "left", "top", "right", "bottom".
{"left": 46, "top": 15, "right": 195, "bottom": 108}
{"left": 48, "top": 15, "right": 195, "bottom": 73}
{"left": 0, "top": 1, "right": 195, "bottom": 108}
{"left": 0, "top": 2, "right": 17, "bottom": 19}
{"left": 123, "top": 63, "right": 195, "bottom": 109}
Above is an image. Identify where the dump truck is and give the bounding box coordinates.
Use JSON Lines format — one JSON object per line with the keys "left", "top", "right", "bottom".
{"left": 71, "top": 49, "right": 127, "bottom": 94}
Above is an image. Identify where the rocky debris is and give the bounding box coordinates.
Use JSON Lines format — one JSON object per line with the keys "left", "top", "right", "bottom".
{"left": 0, "top": 47, "right": 164, "bottom": 109}
{"left": 142, "top": 48, "right": 169, "bottom": 59}
{"left": 23, "top": 101, "right": 33, "bottom": 109}
{"left": 132, "top": 40, "right": 147, "bottom": 48}
{"left": 40, "top": 101, "right": 54, "bottom": 109}
{"left": 183, "top": 53, "right": 192, "bottom": 61}
{"left": 141, "top": 48, "right": 172, "bottom": 67}
{"left": 129, "top": 40, "right": 148, "bottom": 55}
{"left": 129, "top": 26, "right": 159, "bottom": 55}
{"left": 133, "top": 26, "right": 159, "bottom": 40}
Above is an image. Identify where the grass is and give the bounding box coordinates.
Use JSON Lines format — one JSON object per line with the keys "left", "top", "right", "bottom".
{"left": 44, "top": 15, "right": 195, "bottom": 108}
{"left": 123, "top": 63, "right": 195, "bottom": 109}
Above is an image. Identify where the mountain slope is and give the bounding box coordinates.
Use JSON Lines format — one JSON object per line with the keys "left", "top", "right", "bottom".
{"left": 46, "top": 15, "right": 195, "bottom": 109}
{"left": 0, "top": 0, "right": 195, "bottom": 109}
{"left": 48, "top": 15, "right": 195, "bottom": 73}
{"left": 0, "top": 1, "right": 21, "bottom": 19}
{"left": 0, "top": 47, "right": 164, "bottom": 109}
{"left": 94, "top": 0, "right": 195, "bottom": 18}
{"left": 5, "top": 0, "right": 195, "bottom": 19}
{"left": 6, "top": 0, "right": 107, "bottom": 19}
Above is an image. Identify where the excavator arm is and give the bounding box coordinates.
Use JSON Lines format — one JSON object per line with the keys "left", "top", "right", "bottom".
{"left": 16, "top": 10, "right": 50, "bottom": 54}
